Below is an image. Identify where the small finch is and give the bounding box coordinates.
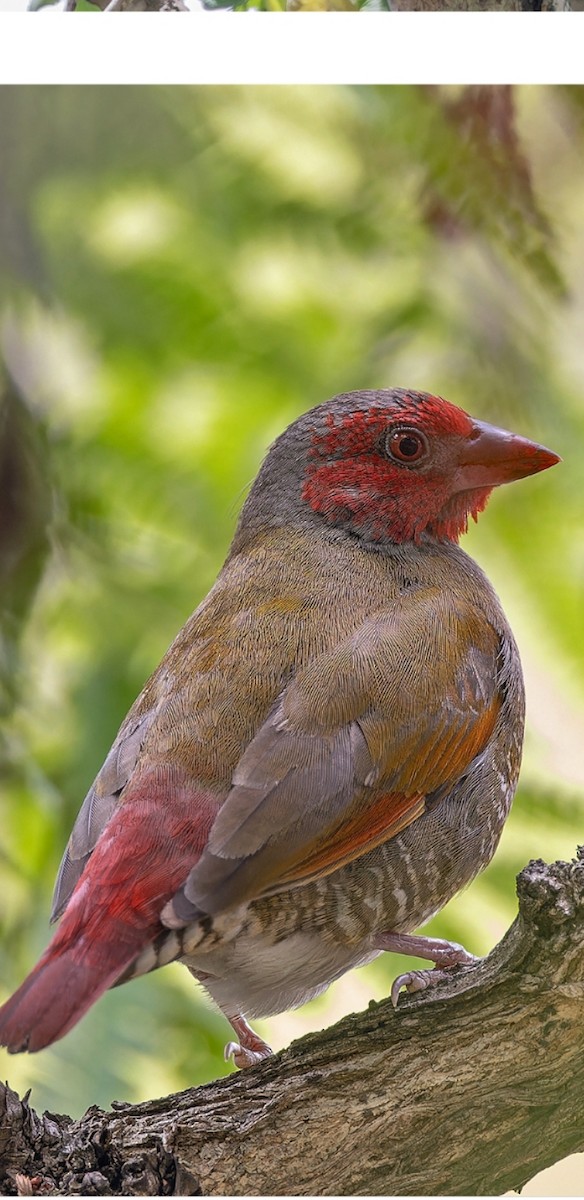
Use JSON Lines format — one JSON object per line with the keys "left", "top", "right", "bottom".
{"left": 0, "top": 389, "right": 559, "bottom": 1068}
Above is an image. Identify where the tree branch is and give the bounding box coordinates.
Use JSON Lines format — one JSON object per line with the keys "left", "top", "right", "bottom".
{"left": 2, "top": 852, "right": 584, "bottom": 1196}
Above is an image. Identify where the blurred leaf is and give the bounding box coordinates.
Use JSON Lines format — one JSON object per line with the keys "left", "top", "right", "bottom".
{"left": 0, "top": 372, "right": 52, "bottom": 716}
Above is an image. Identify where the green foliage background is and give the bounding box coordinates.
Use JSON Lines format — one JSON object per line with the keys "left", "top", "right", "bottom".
{"left": 0, "top": 85, "right": 583, "bottom": 1120}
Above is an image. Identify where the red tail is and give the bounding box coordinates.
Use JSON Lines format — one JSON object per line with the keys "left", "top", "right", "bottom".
{"left": 0, "top": 932, "right": 145, "bottom": 1053}
{"left": 0, "top": 769, "right": 217, "bottom": 1053}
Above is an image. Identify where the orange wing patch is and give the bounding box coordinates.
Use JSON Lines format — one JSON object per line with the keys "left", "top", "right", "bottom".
{"left": 275, "top": 789, "right": 426, "bottom": 889}
{"left": 269, "top": 690, "right": 501, "bottom": 892}
{"left": 423, "top": 695, "right": 501, "bottom": 792}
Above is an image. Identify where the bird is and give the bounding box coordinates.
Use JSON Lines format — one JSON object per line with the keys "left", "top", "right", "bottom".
{"left": 0, "top": 388, "right": 560, "bottom": 1070}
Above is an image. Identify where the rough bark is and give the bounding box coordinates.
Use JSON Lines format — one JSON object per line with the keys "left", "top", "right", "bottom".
{"left": 2, "top": 852, "right": 584, "bottom": 1197}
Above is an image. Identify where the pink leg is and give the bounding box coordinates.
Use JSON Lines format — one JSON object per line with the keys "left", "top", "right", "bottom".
{"left": 224, "top": 1014, "right": 273, "bottom": 1069}
{"left": 373, "top": 931, "right": 478, "bottom": 1007}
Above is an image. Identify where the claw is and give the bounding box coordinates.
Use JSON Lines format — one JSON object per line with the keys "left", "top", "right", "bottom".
{"left": 224, "top": 1039, "right": 272, "bottom": 1069}
{"left": 374, "top": 930, "right": 479, "bottom": 1009}
{"left": 391, "top": 968, "right": 436, "bottom": 1007}
{"left": 224, "top": 1013, "right": 272, "bottom": 1070}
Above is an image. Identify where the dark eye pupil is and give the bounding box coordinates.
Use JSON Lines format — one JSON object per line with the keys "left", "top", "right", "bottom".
{"left": 386, "top": 427, "right": 427, "bottom": 464}
{"left": 398, "top": 436, "right": 419, "bottom": 457}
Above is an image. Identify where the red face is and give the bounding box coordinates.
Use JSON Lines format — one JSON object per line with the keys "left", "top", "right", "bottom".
{"left": 301, "top": 394, "right": 488, "bottom": 545}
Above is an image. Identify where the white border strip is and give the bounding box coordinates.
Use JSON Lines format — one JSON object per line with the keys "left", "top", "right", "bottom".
{"left": 0, "top": 14, "right": 582, "bottom": 86}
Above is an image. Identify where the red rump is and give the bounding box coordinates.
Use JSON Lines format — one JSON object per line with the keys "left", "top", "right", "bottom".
{"left": 0, "top": 767, "right": 218, "bottom": 1053}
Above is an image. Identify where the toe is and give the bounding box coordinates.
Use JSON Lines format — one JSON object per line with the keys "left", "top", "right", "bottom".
{"left": 391, "top": 969, "right": 433, "bottom": 1007}
{"left": 224, "top": 1040, "right": 271, "bottom": 1069}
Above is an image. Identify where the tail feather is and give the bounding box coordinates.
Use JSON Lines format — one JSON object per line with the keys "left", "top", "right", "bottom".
{"left": 0, "top": 770, "right": 220, "bottom": 1054}
{"left": 0, "top": 941, "right": 140, "bottom": 1053}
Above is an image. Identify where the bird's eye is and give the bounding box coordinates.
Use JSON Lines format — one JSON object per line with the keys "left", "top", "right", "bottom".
{"left": 385, "top": 428, "right": 429, "bottom": 465}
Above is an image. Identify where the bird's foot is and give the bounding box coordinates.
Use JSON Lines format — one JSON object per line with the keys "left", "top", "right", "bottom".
{"left": 224, "top": 1013, "right": 272, "bottom": 1069}
{"left": 373, "top": 931, "right": 479, "bottom": 1008}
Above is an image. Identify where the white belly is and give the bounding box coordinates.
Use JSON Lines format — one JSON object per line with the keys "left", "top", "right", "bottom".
{"left": 183, "top": 930, "right": 380, "bottom": 1019}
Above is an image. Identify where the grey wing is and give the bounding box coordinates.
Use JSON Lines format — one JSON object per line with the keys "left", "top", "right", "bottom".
{"left": 50, "top": 708, "right": 156, "bottom": 921}
{"left": 175, "top": 704, "right": 374, "bottom": 916}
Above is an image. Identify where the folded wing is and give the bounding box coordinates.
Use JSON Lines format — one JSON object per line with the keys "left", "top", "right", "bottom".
{"left": 171, "top": 587, "right": 502, "bottom": 918}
